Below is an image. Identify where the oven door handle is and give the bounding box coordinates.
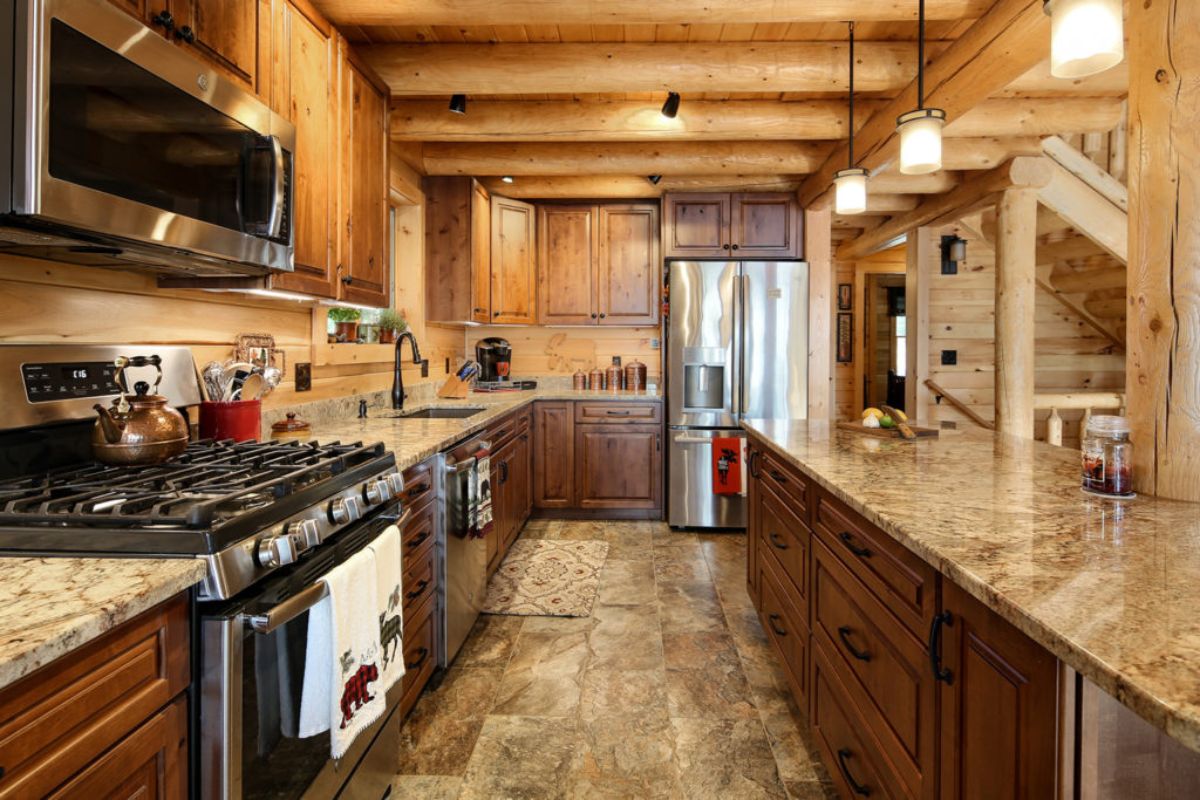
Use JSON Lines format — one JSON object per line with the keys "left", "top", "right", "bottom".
{"left": 242, "top": 581, "right": 327, "bottom": 634}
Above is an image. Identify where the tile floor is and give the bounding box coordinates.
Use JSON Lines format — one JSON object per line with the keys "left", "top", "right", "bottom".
{"left": 393, "top": 520, "right": 836, "bottom": 799}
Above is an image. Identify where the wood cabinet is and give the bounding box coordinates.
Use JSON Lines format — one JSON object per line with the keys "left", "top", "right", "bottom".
{"left": 491, "top": 197, "right": 537, "bottom": 324}
{"left": 425, "top": 177, "right": 493, "bottom": 323}
{"left": 937, "top": 580, "right": 1059, "bottom": 799}
{"left": 533, "top": 401, "right": 575, "bottom": 509}
{"left": 400, "top": 457, "right": 441, "bottom": 718}
{"left": 574, "top": 425, "right": 661, "bottom": 510}
{"left": 267, "top": 0, "right": 337, "bottom": 297}
{"left": 538, "top": 203, "right": 660, "bottom": 326}
{"left": 337, "top": 44, "right": 390, "bottom": 308}
{"left": 664, "top": 192, "right": 801, "bottom": 259}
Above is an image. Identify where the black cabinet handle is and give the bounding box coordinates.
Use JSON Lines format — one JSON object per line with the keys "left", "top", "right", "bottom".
{"left": 731, "top": 243, "right": 740, "bottom": 251}
{"left": 767, "top": 613, "right": 787, "bottom": 637}
{"left": 837, "top": 625, "right": 872, "bottom": 662}
{"left": 599, "top": 312, "right": 607, "bottom": 319}
{"left": 406, "top": 646, "right": 429, "bottom": 671}
{"left": 406, "top": 531, "right": 431, "bottom": 550}
{"left": 591, "top": 313, "right": 597, "bottom": 319}
{"left": 175, "top": 25, "right": 195, "bottom": 43}
{"left": 493, "top": 311, "right": 500, "bottom": 317}
{"left": 499, "top": 461, "right": 509, "bottom": 483}
{"left": 605, "top": 409, "right": 631, "bottom": 416}
{"left": 151, "top": 9, "right": 175, "bottom": 31}
{"left": 928, "top": 611, "right": 954, "bottom": 684}
{"left": 406, "top": 579, "right": 430, "bottom": 600}
{"left": 838, "top": 531, "right": 872, "bottom": 558}
{"left": 768, "top": 531, "right": 789, "bottom": 550}
{"left": 406, "top": 482, "right": 431, "bottom": 499}
{"left": 768, "top": 469, "right": 787, "bottom": 483}
{"left": 836, "top": 749, "right": 872, "bottom": 796}
{"left": 748, "top": 450, "right": 761, "bottom": 478}
{"left": 723, "top": 243, "right": 731, "bottom": 250}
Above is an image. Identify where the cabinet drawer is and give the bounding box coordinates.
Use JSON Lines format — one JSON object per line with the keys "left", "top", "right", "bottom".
{"left": 575, "top": 402, "right": 662, "bottom": 424}
{"left": 487, "top": 415, "right": 519, "bottom": 448}
{"left": 402, "top": 538, "right": 437, "bottom": 625}
{"left": 815, "top": 492, "right": 937, "bottom": 640}
{"left": 758, "top": 484, "right": 809, "bottom": 606}
{"left": 812, "top": 647, "right": 896, "bottom": 800}
{"left": 0, "top": 593, "right": 189, "bottom": 800}
{"left": 757, "top": 554, "right": 809, "bottom": 709}
{"left": 813, "top": 541, "right": 934, "bottom": 797}
{"left": 401, "top": 459, "right": 435, "bottom": 508}
{"left": 757, "top": 450, "right": 807, "bottom": 515}
{"left": 401, "top": 497, "right": 436, "bottom": 566}
{"left": 400, "top": 595, "right": 437, "bottom": 718}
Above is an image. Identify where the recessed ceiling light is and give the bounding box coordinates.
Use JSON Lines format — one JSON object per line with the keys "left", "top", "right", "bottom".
{"left": 661, "top": 92, "right": 681, "bottom": 119}
{"left": 449, "top": 94, "right": 467, "bottom": 114}
{"left": 501, "top": 175, "right": 514, "bottom": 184}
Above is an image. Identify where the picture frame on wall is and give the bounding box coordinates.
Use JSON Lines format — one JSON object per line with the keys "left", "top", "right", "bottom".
{"left": 837, "top": 283, "right": 852, "bottom": 311}
{"left": 837, "top": 313, "right": 853, "bottom": 363}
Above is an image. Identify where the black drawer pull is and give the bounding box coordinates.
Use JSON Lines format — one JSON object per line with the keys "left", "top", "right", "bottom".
{"left": 928, "top": 611, "right": 954, "bottom": 684}
{"left": 767, "top": 613, "right": 787, "bottom": 637}
{"left": 838, "top": 531, "right": 872, "bottom": 558}
{"left": 837, "top": 625, "right": 872, "bottom": 662}
{"left": 748, "top": 450, "right": 761, "bottom": 477}
{"left": 406, "top": 579, "right": 430, "bottom": 600}
{"left": 836, "top": 748, "right": 872, "bottom": 796}
{"left": 406, "top": 531, "right": 431, "bottom": 550}
{"left": 406, "top": 482, "right": 431, "bottom": 498}
{"left": 606, "top": 409, "right": 632, "bottom": 416}
{"left": 406, "top": 646, "right": 429, "bottom": 671}
{"left": 768, "top": 531, "right": 789, "bottom": 550}
{"left": 768, "top": 469, "right": 787, "bottom": 483}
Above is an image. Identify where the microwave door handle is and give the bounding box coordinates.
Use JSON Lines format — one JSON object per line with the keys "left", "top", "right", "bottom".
{"left": 266, "top": 135, "right": 286, "bottom": 239}
{"left": 242, "top": 580, "right": 327, "bottom": 634}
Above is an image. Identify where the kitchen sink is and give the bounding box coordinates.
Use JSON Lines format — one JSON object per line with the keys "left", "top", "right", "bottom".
{"left": 394, "top": 407, "right": 487, "bottom": 419}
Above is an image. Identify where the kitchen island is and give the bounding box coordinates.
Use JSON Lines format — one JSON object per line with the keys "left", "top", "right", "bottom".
{"left": 743, "top": 418, "right": 1200, "bottom": 796}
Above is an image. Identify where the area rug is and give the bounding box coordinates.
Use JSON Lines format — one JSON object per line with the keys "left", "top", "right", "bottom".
{"left": 482, "top": 539, "right": 609, "bottom": 617}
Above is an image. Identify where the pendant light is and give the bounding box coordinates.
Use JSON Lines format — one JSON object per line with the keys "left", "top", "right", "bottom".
{"left": 897, "top": 0, "right": 946, "bottom": 175}
{"left": 1044, "top": 0, "right": 1124, "bottom": 79}
{"left": 834, "top": 21, "right": 868, "bottom": 216}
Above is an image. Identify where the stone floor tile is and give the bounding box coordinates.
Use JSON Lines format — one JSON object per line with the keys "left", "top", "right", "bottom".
{"left": 597, "top": 558, "right": 658, "bottom": 605}
{"left": 456, "top": 613, "right": 524, "bottom": 669}
{"left": 459, "top": 716, "right": 585, "bottom": 800}
{"left": 671, "top": 718, "right": 789, "bottom": 799}
{"left": 567, "top": 712, "right": 684, "bottom": 799}
{"left": 652, "top": 554, "right": 711, "bottom": 584}
{"left": 390, "top": 774, "right": 463, "bottom": 799}
{"left": 662, "top": 630, "right": 740, "bottom": 670}
{"left": 492, "top": 631, "right": 589, "bottom": 717}
{"left": 587, "top": 603, "right": 664, "bottom": 670}
{"left": 579, "top": 667, "right": 669, "bottom": 719}
{"left": 656, "top": 581, "right": 727, "bottom": 634}
{"left": 398, "top": 667, "right": 504, "bottom": 775}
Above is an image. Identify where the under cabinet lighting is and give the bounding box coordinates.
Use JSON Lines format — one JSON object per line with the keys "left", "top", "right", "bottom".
{"left": 319, "top": 299, "right": 382, "bottom": 311}
{"left": 897, "top": 0, "right": 946, "bottom": 175}
{"left": 661, "top": 92, "right": 681, "bottom": 119}
{"left": 449, "top": 94, "right": 467, "bottom": 114}
{"left": 1044, "top": 0, "right": 1124, "bottom": 79}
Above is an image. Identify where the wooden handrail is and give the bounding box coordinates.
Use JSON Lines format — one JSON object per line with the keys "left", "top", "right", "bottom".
{"left": 924, "top": 379, "right": 996, "bottom": 431}
{"left": 1035, "top": 392, "right": 1126, "bottom": 446}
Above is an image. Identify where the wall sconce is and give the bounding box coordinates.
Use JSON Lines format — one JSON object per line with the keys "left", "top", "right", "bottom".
{"left": 941, "top": 234, "right": 966, "bottom": 274}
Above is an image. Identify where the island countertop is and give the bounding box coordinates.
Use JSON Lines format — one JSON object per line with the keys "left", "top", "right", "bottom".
{"left": 741, "top": 418, "right": 1200, "bottom": 753}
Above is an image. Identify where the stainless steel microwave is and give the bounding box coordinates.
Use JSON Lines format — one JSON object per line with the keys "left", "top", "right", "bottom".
{"left": 0, "top": 0, "right": 296, "bottom": 276}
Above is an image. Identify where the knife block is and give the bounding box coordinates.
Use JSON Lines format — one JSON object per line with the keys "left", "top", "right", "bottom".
{"left": 437, "top": 375, "right": 471, "bottom": 399}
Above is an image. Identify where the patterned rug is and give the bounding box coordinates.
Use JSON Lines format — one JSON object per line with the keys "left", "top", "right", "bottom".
{"left": 482, "top": 539, "right": 609, "bottom": 617}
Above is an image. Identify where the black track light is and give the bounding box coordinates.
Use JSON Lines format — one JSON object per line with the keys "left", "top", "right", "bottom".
{"left": 661, "top": 92, "right": 681, "bottom": 119}
{"left": 647, "top": 175, "right": 662, "bottom": 185}
{"left": 449, "top": 94, "right": 467, "bottom": 114}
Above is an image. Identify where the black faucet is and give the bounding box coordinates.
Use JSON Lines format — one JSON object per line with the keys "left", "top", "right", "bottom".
{"left": 392, "top": 331, "right": 428, "bottom": 410}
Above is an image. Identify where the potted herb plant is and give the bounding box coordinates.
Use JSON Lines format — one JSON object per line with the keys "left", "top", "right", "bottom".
{"left": 327, "top": 307, "right": 361, "bottom": 342}
{"left": 377, "top": 308, "right": 407, "bottom": 344}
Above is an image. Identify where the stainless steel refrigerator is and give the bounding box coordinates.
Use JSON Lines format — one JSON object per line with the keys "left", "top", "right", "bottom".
{"left": 666, "top": 260, "right": 809, "bottom": 528}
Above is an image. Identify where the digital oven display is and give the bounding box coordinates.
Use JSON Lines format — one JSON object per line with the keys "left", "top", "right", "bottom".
{"left": 22, "top": 362, "right": 122, "bottom": 402}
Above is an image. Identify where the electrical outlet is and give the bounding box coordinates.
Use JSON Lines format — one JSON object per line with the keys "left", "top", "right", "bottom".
{"left": 295, "top": 362, "right": 312, "bottom": 392}
{"left": 940, "top": 350, "right": 957, "bottom": 366}
{"left": 650, "top": 338, "right": 660, "bottom": 349}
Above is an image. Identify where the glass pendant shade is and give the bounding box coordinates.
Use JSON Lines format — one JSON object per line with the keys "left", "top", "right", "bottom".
{"left": 897, "top": 108, "right": 946, "bottom": 175}
{"left": 834, "top": 169, "right": 869, "bottom": 215}
{"left": 1046, "top": 0, "right": 1124, "bottom": 79}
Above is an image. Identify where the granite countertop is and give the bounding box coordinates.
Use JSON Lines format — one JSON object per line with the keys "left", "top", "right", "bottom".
{"left": 0, "top": 557, "right": 206, "bottom": 691}
{"left": 742, "top": 418, "right": 1200, "bottom": 753}
{"left": 302, "top": 388, "right": 662, "bottom": 472}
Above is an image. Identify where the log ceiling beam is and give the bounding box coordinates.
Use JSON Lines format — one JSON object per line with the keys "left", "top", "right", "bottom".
{"left": 797, "top": 0, "right": 1052, "bottom": 209}
{"left": 1036, "top": 159, "right": 1128, "bottom": 262}
{"left": 316, "top": 0, "right": 992, "bottom": 27}
{"left": 389, "top": 98, "right": 1124, "bottom": 142}
{"left": 419, "top": 138, "right": 1040, "bottom": 176}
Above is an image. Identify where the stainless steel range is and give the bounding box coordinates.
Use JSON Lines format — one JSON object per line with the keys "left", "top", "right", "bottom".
{"left": 0, "top": 344, "right": 411, "bottom": 800}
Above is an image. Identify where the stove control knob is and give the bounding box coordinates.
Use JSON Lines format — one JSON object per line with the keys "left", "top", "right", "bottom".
{"left": 255, "top": 536, "right": 282, "bottom": 568}
{"left": 328, "top": 496, "right": 362, "bottom": 525}
{"left": 385, "top": 472, "right": 405, "bottom": 497}
{"left": 290, "top": 518, "right": 322, "bottom": 549}
{"left": 363, "top": 479, "right": 391, "bottom": 505}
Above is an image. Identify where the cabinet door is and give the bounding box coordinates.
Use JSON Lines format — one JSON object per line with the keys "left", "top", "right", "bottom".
{"left": 514, "top": 429, "right": 533, "bottom": 527}
{"left": 730, "top": 193, "right": 801, "bottom": 258}
{"left": 338, "top": 46, "right": 389, "bottom": 308}
{"left": 487, "top": 445, "right": 507, "bottom": 572}
{"left": 471, "top": 181, "right": 492, "bottom": 323}
{"left": 663, "top": 193, "right": 730, "bottom": 258}
{"left": 574, "top": 424, "right": 661, "bottom": 510}
{"left": 938, "top": 580, "right": 1059, "bottom": 799}
{"left": 268, "top": 0, "right": 336, "bottom": 297}
{"left": 747, "top": 443, "right": 761, "bottom": 605}
{"left": 597, "top": 204, "right": 660, "bottom": 326}
{"left": 538, "top": 205, "right": 597, "bottom": 325}
{"left": 169, "top": 1, "right": 264, "bottom": 95}
{"left": 491, "top": 197, "right": 537, "bottom": 324}
{"left": 104, "top": 0, "right": 155, "bottom": 24}
{"left": 533, "top": 402, "right": 574, "bottom": 508}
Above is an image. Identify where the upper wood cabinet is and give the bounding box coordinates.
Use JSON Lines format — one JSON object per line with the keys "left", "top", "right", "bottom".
{"left": 267, "top": 0, "right": 337, "bottom": 297}
{"left": 664, "top": 192, "right": 801, "bottom": 259}
{"left": 424, "top": 177, "right": 491, "bottom": 323}
{"left": 337, "top": 44, "right": 390, "bottom": 308}
{"left": 538, "top": 203, "right": 659, "bottom": 326}
{"left": 490, "top": 196, "right": 537, "bottom": 324}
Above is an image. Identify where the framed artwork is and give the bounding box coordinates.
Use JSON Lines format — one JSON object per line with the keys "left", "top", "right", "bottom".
{"left": 837, "top": 283, "right": 853, "bottom": 311}
{"left": 836, "top": 312, "right": 853, "bottom": 363}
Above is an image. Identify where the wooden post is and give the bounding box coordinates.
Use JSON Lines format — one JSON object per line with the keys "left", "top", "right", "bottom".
{"left": 905, "top": 227, "right": 934, "bottom": 420}
{"left": 806, "top": 207, "right": 833, "bottom": 421}
{"left": 1127, "top": 0, "right": 1200, "bottom": 501}
{"left": 995, "top": 188, "right": 1038, "bottom": 437}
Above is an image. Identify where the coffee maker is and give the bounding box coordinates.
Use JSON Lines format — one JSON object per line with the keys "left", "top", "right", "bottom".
{"left": 475, "top": 337, "right": 512, "bottom": 382}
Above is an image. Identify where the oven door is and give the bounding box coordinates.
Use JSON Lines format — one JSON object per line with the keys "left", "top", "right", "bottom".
{"left": 198, "top": 506, "right": 408, "bottom": 800}
{"left": 7, "top": 0, "right": 295, "bottom": 273}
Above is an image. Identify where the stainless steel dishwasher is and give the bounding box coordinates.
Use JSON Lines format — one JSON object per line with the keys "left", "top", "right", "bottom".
{"left": 440, "top": 433, "right": 492, "bottom": 666}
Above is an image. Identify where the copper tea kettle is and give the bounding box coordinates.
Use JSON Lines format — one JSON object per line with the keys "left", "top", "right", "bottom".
{"left": 92, "top": 355, "right": 189, "bottom": 466}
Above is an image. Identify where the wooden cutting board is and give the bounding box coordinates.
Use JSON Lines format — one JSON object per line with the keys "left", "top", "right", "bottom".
{"left": 837, "top": 421, "right": 940, "bottom": 439}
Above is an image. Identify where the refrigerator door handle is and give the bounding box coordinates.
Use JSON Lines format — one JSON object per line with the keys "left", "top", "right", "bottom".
{"left": 731, "top": 269, "right": 743, "bottom": 419}
{"left": 739, "top": 274, "right": 750, "bottom": 419}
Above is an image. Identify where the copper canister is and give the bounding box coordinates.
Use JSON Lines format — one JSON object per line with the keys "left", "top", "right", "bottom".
{"left": 624, "top": 360, "right": 647, "bottom": 392}
{"left": 606, "top": 356, "right": 623, "bottom": 392}
{"left": 572, "top": 370, "right": 588, "bottom": 390}
{"left": 588, "top": 367, "right": 605, "bottom": 390}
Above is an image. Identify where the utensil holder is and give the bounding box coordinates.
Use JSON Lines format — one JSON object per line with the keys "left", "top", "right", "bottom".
{"left": 200, "top": 400, "right": 262, "bottom": 442}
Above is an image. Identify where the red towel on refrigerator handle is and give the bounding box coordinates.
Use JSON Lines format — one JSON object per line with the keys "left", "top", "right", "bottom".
{"left": 712, "top": 437, "right": 742, "bottom": 495}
